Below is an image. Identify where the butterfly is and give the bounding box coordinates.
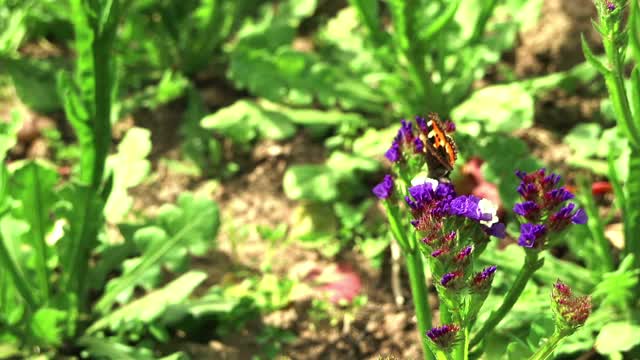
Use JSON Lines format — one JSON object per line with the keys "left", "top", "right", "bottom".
{"left": 420, "top": 113, "right": 457, "bottom": 179}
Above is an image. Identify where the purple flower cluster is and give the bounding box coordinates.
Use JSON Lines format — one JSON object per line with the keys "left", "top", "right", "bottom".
{"left": 513, "top": 169, "right": 587, "bottom": 249}
{"left": 426, "top": 324, "right": 460, "bottom": 349}
{"left": 385, "top": 119, "right": 425, "bottom": 162}
{"left": 372, "top": 174, "right": 394, "bottom": 200}
{"left": 405, "top": 179, "right": 500, "bottom": 293}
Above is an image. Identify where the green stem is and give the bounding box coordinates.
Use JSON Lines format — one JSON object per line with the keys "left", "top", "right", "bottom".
{"left": 0, "top": 232, "right": 37, "bottom": 311}
{"left": 470, "top": 251, "right": 542, "bottom": 347}
{"left": 602, "top": 28, "right": 640, "bottom": 148}
{"left": 528, "top": 330, "right": 567, "bottom": 360}
{"left": 383, "top": 200, "right": 411, "bottom": 250}
{"left": 406, "top": 251, "right": 435, "bottom": 360}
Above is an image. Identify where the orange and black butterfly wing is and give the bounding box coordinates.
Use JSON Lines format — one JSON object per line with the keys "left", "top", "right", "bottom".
{"left": 422, "top": 113, "right": 457, "bottom": 179}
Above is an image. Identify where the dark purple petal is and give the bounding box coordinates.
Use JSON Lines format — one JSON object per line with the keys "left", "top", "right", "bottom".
{"left": 485, "top": 222, "right": 506, "bottom": 238}
{"left": 514, "top": 201, "right": 540, "bottom": 219}
{"left": 385, "top": 142, "right": 401, "bottom": 162}
{"left": 441, "top": 272, "right": 461, "bottom": 287}
{"left": 414, "top": 137, "right": 424, "bottom": 153}
{"left": 444, "top": 120, "right": 456, "bottom": 133}
{"left": 472, "top": 265, "right": 497, "bottom": 291}
{"left": 518, "top": 223, "right": 547, "bottom": 248}
{"left": 372, "top": 175, "right": 394, "bottom": 199}
{"left": 572, "top": 208, "right": 588, "bottom": 224}
{"left": 416, "top": 116, "right": 427, "bottom": 131}
{"left": 426, "top": 324, "right": 460, "bottom": 348}
{"left": 545, "top": 187, "right": 575, "bottom": 204}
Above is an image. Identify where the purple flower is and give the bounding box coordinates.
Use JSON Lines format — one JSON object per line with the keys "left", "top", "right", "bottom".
{"left": 485, "top": 222, "right": 506, "bottom": 239}
{"left": 572, "top": 208, "right": 588, "bottom": 224}
{"left": 514, "top": 201, "right": 541, "bottom": 220}
{"left": 416, "top": 116, "right": 428, "bottom": 131}
{"left": 414, "top": 137, "right": 424, "bottom": 153}
{"left": 385, "top": 142, "right": 401, "bottom": 162}
{"left": 455, "top": 245, "right": 473, "bottom": 262}
{"left": 426, "top": 324, "right": 460, "bottom": 349}
{"left": 472, "top": 265, "right": 497, "bottom": 291}
{"left": 435, "top": 182, "right": 456, "bottom": 199}
{"left": 444, "top": 120, "right": 456, "bottom": 133}
{"left": 514, "top": 169, "right": 587, "bottom": 246}
{"left": 441, "top": 271, "right": 462, "bottom": 287}
{"left": 605, "top": 0, "right": 616, "bottom": 11}
{"left": 372, "top": 175, "right": 394, "bottom": 200}
{"left": 431, "top": 248, "right": 447, "bottom": 258}
{"left": 450, "top": 195, "right": 491, "bottom": 222}
{"left": 544, "top": 188, "right": 575, "bottom": 207}
{"left": 518, "top": 223, "right": 547, "bottom": 248}
{"left": 548, "top": 204, "right": 589, "bottom": 231}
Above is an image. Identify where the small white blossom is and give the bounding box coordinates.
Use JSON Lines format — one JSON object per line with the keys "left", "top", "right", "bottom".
{"left": 478, "top": 198, "right": 499, "bottom": 227}
{"left": 411, "top": 173, "right": 438, "bottom": 190}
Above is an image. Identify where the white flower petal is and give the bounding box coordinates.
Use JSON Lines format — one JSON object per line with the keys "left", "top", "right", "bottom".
{"left": 411, "top": 173, "right": 438, "bottom": 190}
{"left": 478, "top": 198, "right": 499, "bottom": 227}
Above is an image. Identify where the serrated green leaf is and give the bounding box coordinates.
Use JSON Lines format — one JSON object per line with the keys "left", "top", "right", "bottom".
{"left": 30, "top": 308, "right": 66, "bottom": 346}
{"left": 595, "top": 322, "right": 640, "bottom": 354}
{"left": 10, "top": 161, "right": 59, "bottom": 300}
{"left": 89, "top": 271, "right": 207, "bottom": 333}
{"left": 451, "top": 83, "right": 534, "bottom": 135}
{"left": 0, "top": 56, "right": 62, "bottom": 112}
{"left": 581, "top": 34, "right": 609, "bottom": 75}
{"left": 283, "top": 165, "right": 339, "bottom": 202}
{"left": 96, "top": 193, "right": 219, "bottom": 312}
{"left": 0, "top": 110, "right": 22, "bottom": 160}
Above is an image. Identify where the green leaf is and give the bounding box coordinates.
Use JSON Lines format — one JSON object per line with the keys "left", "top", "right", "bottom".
{"left": 420, "top": 0, "right": 462, "bottom": 44}
{"left": 581, "top": 34, "right": 609, "bottom": 75}
{"left": 326, "top": 151, "right": 379, "bottom": 176}
{"left": 283, "top": 165, "right": 339, "bottom": 202}
{"left": 105, "top": 127, "right": 152, "bottom": 223}
{"left": 625, "top": 146, "right": 640, "bottom": 266}
{"left": 0, "top": 56, "right": 63, "bottom": 112}
{"left": 57, "top": 182, "right": 105, "bottom": 297}
{"left": 352, "top": 126, "right": 398, "bottom": 158}
{"left": 0, "top": 110, "right": 22, "bottom": 160}
{"left": 347, "top": 0, "right": 386, "bottom": 45}
{"left": 10, "top": 160, "right": 59, "bottom": 300}
{"left": 564, "top": 123, "right": 602, "bottom": 158}
{"left": 451, "top": 83, "right": 534, "bottom": 135}
{"left": 96, "top": 193, "right": 219, "bottom": 312}
{"left": 79, "top": 335, "right": 186, "bottom": 360}
{"left": 30, "top": 308, "right": 67, "bottom": 346}
{"left": 595, "top": 322, "right": 640, "bottom": 355}
{"left": 474, "top": 135, "right": 542, "bottom": 210}
{"left": 89, "top": 271, "right": 207, "bottom": 333}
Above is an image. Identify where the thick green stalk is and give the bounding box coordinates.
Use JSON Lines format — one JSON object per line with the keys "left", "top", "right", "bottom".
{"left": 528, "top": 330, "right": 567, "bottom": 360}
{"left": 383, "top": 200, "right": 411, "bottom": 250}
{"left": 470, "top": 251, "right": 542, "bottom": 347}
{"left": 406, "top": 251, "right": 435, "bottom": 360}
{"left": 602, "top": 38, "right": 640, "bottom": 148}
{"left": 382, "top": 197, "right": 433, "bottom": 360}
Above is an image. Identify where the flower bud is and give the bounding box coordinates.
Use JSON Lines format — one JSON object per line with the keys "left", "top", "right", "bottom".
{"left": 426, "top": 324, "right": 460, "bottom": 350}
